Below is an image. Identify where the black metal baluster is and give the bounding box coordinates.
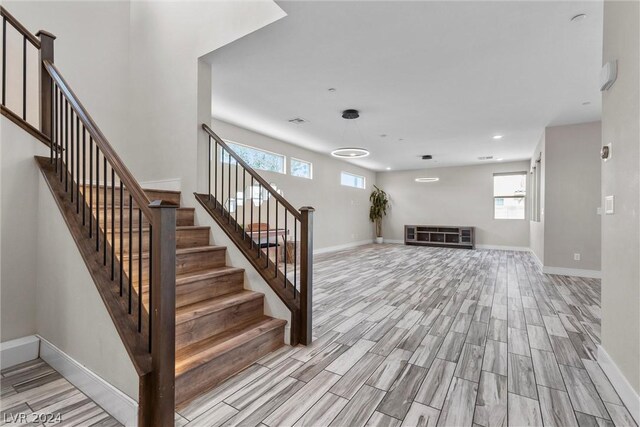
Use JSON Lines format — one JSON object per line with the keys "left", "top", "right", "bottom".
{"left": 111, "top": 169, "right": 115, "bottom": 280}
{"left": 70, "top": 111, "right": 74, "bottom": 203}
{"left": 214, "top": 142, "right": 218, "bottom": 203}
{"left": 138, "top": 208, "right": 142, "bottom": 331}
{"left": 76, "top": 117, "right": 80, "bottom": 213}
{"left": 208, "top": 136, "right": 211, "bottom": 200}
{"left": 119, "top": 182, "right": 124, "bottom": 296}
{"left": 258, "top": 184, "right": 262, "bottom": 257}
{"left": 275, "top": 200, "right": 278, "bottom": 277}
{"left": 2, "top": 18, "right": 5, "bottom": 106}
{"left": 103, "top": 156, "right": 107, "bottom": 265}
{"left": 228, "top": 151, "right": 231, "bottom": 222}
{"left": 96, "top": 146, "right": 100, "bottom": 251}
{"left": 148, "top": 225, "right": 152, "bottom": 350}
{"left": 53, "top": 88, "right": 58, "bottom": 170}
{"left": 89, "top": 137, "right": 93, "bottom": 237}
{"left": 128, "top": 194, "right": 133, "bottom": 314}
{"left": 221, "top": 148, "right": 225, "bottom": 214}
{"left": 294, "top": 220, "right": 298, "bottom": 297}
{"left": 266, "top": 196, "right": 269, "bottom": 267}
{"left": 64, "top": 100, "right": 68, "bottom": 190}
{"left": 242, "top": 169, "right": 246, "bottom": 240}
{"left": 22, "top": 36, "right": 26, "bottom": 120}
{"left": 284, "top": 212, "right": 288, "bottom": 286}
{"left": 49, "top": 84, "right": 54, "bottom": 163}
{"left": 82, "top": 128, "right": 86, "bottom": 225}
{"left": 235, "top": 161, "right": 238, "bottom": 229}
{"left": 250, "top": 176, "right": 254, "bottom": 248}
{"left": 59, "top": 92, "right": 63, "bottom": 181}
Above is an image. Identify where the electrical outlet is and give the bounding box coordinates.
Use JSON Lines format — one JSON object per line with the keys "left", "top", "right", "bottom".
{"left": 574, "top": 253, "right": 581, "bottom": 261}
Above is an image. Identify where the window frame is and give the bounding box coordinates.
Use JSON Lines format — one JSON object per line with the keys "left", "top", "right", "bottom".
{"left": 340, "top": 171, "right": 366, "bottom": 189}
{"left": 220, "top": 139, "right": 286, "bottom": 175}
{"left": 290, "top": 157, "right": 313, "bottom": 179}
{"left": 493, "top": 171, "right": 527, "bottom": 220}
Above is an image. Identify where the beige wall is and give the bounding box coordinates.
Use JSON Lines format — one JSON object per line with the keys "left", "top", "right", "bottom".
{"left": 544, "top": 122, "right": 602, "bottom": 271}
{"left": 211, "top": 119, "right": 376, "bottom": 250}
{"left": 601, "top": 0, "right": 640, "bottom": 394}
{"left": 0, "top": 118, "right": 49, "bottom": 341}
{"left": 529, "top": 133, "right": 545, "bottom": 265}
{"left": 376, "top": 161, "right": 531, "bottom": 248}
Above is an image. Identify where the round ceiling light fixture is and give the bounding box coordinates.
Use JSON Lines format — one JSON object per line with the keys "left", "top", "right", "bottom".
{"left": 331, "top": 148, "right": 370, "bottom": 158}
{"left": 342, "top": 109, "right": 360, "bottom": 119}
{"left": 415, "top": 177, "right": 439, "bottom": 183}
{"left": 570, "top": 13, "right": 587, "bottom": 22}
{"left": 493, "top": 135, "right": 504, "bottom": 140}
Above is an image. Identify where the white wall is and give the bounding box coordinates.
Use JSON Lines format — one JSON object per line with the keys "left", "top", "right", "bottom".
{"left": 211, "top": 119, "right": 376, "bottom": 250}
{"left": 544, "top": 122, "right": 601, "bottom": 272}
{"left": 0, "top": 118, "right": 49, "bottom": 341}
{"left": 35, "top": 175, "right": 138, "bottom": 400}
{"left": 601, "top": 0, "right": 640, "bottom": 395}
{"left": 376, "top": 161, "right": 531, "bottom": 248}
{"left": 529, "top": 133, "right": 545, "bottom": 265}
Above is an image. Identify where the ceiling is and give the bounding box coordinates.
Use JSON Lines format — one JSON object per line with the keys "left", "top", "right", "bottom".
{"left": 209, "top": 1, "right": 603, "bottom": 171}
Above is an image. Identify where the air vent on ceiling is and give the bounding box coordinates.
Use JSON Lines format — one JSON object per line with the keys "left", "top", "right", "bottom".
{"left": 478, "top": 156, "right": 494, "bottom": 160}
{"left": 288, "top": 117, "right": 306, "bottom": 124}
{"left": 422, "top": 155, "right": 433, "bottom": 160}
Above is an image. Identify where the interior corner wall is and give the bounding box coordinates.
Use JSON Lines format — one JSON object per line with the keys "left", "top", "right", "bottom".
{"left": 376, "top": 161, "right": 531, "bottom": 248}
{"left": 529, "top": 133, "right": 545, "bottom": 265}
{"left": 601, "top": 0, "right": 640, "bottom": 395}
{"left": 210, "top": 119, "right": 376, "bottom": 250}
{"left": 544, "top": 122, "right": 602, "bottom": 272}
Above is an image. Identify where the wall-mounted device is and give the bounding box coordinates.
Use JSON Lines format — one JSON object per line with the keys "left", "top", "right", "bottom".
{"left": 601, "top": 143, "right": 612, "bottom": 161}
{"left": 605, "top": 195, "right": 615, "bottom": 215}
{"left": 600, "top": 61, "right": 618, "bottom": 91}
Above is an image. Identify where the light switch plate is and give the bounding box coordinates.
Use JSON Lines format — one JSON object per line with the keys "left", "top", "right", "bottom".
{"left": 596, "top": 207, "right": 603, "bottom": 215}
{"left": 605, "top": 196, "right": 615, "bottom": 214}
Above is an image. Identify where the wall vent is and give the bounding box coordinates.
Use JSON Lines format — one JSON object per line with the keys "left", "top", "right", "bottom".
{"left": 288, "top": 117, "right": 306, "bottom": 124}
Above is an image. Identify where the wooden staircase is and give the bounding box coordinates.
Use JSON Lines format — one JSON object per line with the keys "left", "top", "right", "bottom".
{"left": 91, "top": 186, "right": 287, "bottom": 408}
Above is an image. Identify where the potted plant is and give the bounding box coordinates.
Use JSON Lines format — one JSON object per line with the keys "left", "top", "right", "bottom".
{"left": 369, "top": 185, "right": 389, "bottom": 244}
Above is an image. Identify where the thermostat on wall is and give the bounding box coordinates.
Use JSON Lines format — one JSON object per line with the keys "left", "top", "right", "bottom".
{"left": 605, "top": 195, "right": 615, "bottom": 215}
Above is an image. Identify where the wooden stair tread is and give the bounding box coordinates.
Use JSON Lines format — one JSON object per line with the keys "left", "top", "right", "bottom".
{"left": 177, "top": 266, "right": 244, "bottom": 285}
{"left": 175, "top": 290, "right": 262, "bottom": 324}
{"left": 175, "top": 316, "right": 287, "bottom": 376}
{"left": 123, "top": 245, "right": 225, "bottom": 261}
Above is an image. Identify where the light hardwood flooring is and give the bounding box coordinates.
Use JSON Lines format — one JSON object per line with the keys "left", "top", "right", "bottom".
{"left": 177, "top": 244, "right": 637, "bottom": 427}
{"left": 0, "top": 358, "right": 121, "bottom": 426}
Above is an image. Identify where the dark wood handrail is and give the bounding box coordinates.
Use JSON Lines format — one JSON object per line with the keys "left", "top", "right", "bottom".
{"left": 202, "top": 123, "right": 302, "bottom": 222}
{"left": 1, "top": 104, "right": 51, "bottom": 146}
{"left": 43, "top": 60, "right": 154, "bottom": 221}
{"left": 0, "top": 6, "right": 41, "bottom": 48}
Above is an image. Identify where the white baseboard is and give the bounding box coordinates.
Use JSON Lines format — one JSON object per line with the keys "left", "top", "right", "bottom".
{"left": 139, "top": 178, "right": 182, "bottom": 192}
{"left": 38, "top": 336, "right": 138, "bottom": 427}
{"left": 542, "top": 266, "right": 601, "bottom": 279}
{"left": 475, "top": 244, "right": 531, "bottom": 252}
{"left": 384, "top": 239, "right": 404, "bottom": 244}
{"left": 0, "top": 335, "right": 40, "bottom": 369}
{"left": 530, "top": 251, "right": 543, "bottom": 268}
{"left": 314, "top": 239, "right": 373, "bottom": 255}
{"left": 598, "top": 346, "right": 640, "bottom": 424}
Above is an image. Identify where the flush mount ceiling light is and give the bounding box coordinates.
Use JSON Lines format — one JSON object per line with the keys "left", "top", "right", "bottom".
{"left": 570, "top": 13, "right": 587, "bottom": 22}
{"left": 415, "top": 177, "right": 439, "bottom": 183}
{"left": 332, "top": 109, "right": 370, "bottom": 159}
{"left": 331, "top": 148, "right": 370, "bottom": 158}
{"left": 386, "top": 167, "right": 391, "bottom": 170}
{"left": 493, "top": 135, "right": 503, "bottom": 140}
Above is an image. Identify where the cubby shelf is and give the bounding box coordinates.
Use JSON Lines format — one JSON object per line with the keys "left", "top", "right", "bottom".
{"left": 404, "top": 225, "right": 475, "bottom": 249}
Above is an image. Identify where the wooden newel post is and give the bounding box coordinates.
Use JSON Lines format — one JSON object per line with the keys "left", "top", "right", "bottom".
{"left": 35, "top": 30, "right": 55, "bottom": 140}
{"left": 146, "top": 200, "right": 176, "bottom": 426}
{"left": 299, "top": 206, "right": 314, "bottom": 345}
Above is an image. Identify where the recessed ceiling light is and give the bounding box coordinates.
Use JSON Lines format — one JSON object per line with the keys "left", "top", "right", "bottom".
{"left": 331, "top": 148, "right": 370, "bottom": 158}
{"left": 582, "top": 101, "right": 591, "bottom": 105}
{"left": 386, "top": 167, "right": 391, "bottom": 170}
{"left": 415, "top": 177, "right": 439, "bottom": 183}
{"left": 571, "top": 13, "right": 587, "bottom": 22}
{"left": 380, "top": 134, "right": 387, "bottom": 138}
{"left": 328, "top": 88, "right": 336, "bottom": 92}
{"left": 493, "top": 135, "right": 503, "bottom": 140}
{"left": 496, "top": 158, "right": 504, "bottom": 161}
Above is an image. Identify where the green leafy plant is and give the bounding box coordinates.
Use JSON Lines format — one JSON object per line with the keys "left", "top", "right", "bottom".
{"left": 369, "top": 185, "right": 389, "bottom": 238}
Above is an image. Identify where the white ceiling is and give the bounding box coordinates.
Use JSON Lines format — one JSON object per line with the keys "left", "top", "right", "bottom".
{"left": 209, "top": 1, "right": 603, "bottom": 171}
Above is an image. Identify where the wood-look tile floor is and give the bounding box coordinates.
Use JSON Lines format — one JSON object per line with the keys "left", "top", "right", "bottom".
{"left": 177, "top": 244, "right": 638, "bottom": 427}
{"left": 0, "top": 358, "right": 121, "bottom": 426}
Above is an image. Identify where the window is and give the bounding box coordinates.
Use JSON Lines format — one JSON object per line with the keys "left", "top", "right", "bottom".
{"left": 341, "top": 171, "right": 366, "bottom": 189}
{"left": 493, "top": 172, "right": 526, "bottom": 219}
{"left": 291, "top": 158, "right": 312, "bottom": 179}
{"left": 221, "top": 141, "right": 285, "bottom": 174}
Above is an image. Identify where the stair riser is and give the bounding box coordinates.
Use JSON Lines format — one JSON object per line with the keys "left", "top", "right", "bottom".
{"left": 177, "top": 271, "right": 244, "bottom": 308}
{"left": 80, "top": 187, "right": 181, "bottom": 206}
{"left": 175, "top": 325, "right": 284, "bottom": 408}
{"left": 176, "top": 228, "right": 210, "bottom": 249}
{"left": 110, "top": 227, "right": 209, "bottom": 254}
{"left": 176, "top": 296, "right": 264, "bottom": 348}
{"left": 177, "top": 249, "right": 226, "bottom": 275}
